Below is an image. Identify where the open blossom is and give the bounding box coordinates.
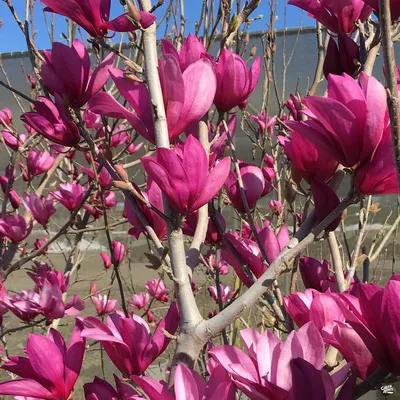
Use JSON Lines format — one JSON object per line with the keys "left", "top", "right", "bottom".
{"left": 222, "top": 225, "right": 289, "bottom": 287}
{"left": 23, "top": 193, "right": 56, "bottom": 226}
{"left": 210, "top": 322, "right": 351, "bottom": 399}
{"left": 21, "top": 96, "right": 81, "bottom": 146}
{"left": 84, "top": 190, "right": 117, "bottom": 219}
{"left": 269, "top": 200, "right": 284, "bottom": 216}
{"left": 0, "top": 321, "right": 85, "bottom": 400}
{"left": 132, "top": 364, "right": 236, "bottom": 400}
{"left": 2, "top": 130, "right": 27, "bottom": 151}
{"left": 208, "top": 285, "right": 234, "bottom": 304}
{"left": 288, "top": 0, "right": 372, "bottom": 34}
{"left": 41, "top": 0, "right": 156, "bottom": 38}
{"left": 41, "top": 39, "right": 114, "bottom": 108}
{"left": 81, "top": 162, "right": 113, "bottom": 187}
{"left": 225, "top": 162, "right": 271, "bottom": 213}
{"left": 89, "top": 282, "right": 117, "bottom": 316}
{"left": 0, "top": 214, "right": 33, "bottom": 243}
{"left": 50, "top": 182, "right": 86, "bottom": 211}
{"left": 129, "top": 292, "right": 150, "bottom": 310}
{"left": 81, "top": 303, "right": 179, "bottom": 376}
{"left": 27, "top": 263, "right": 70, "bottom": 293}
{"left": 145, "top": 279, "right": 169, "bottom": 303}
{"left": 284, "top": 288, "right": 377, "bottom": 380}
{"left": 213, "top": 49, "right": 261, "bottom": 112}
{"left": 27, "top": 150, "right": 55, "bottom": 177}
{"left": 339, "top": 276, "right": 400, "bottom": 374}
{"left": 124, "top": 179, "right": 167, "bottom": 241}
{"left": 162, "top": 34, "right": 207, "bottom": 72}
{"left": 250, "top": 111, "right": 277, "bottom": 137}
{"left": 142, "top": 136, "right": 231, "bottom": 214}
{"left": 205, "top": 250, "right": 230, "bottom": 275}
{"left": 0, "top": 107, "right": 12, "bottom": 125}
{"left": 89, "top": 55, "right": 216, "bottom": 144}
{"left": 286, "top": 73, "right": 388, "bottom": 169}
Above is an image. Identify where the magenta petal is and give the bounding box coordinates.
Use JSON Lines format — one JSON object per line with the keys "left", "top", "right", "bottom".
{"left": 191, "top": 157, "right": 231, "bottom": 211}
{"left": 173, "top": 58, "right": 217, "bottom": 137}
{"left": 0, "top": 379, "right": 55, "bottom": 399}
{"left": 174, "top": 364, "right": 202, "bottom": 400}
{"left": 209, "top": 345, "right": 259, "bottom": 382}
{"left": 258, "top": 226, "right": 280, "bottom": 264}
{"left": 101, "top": 12, "right": 138, "bottom": 32}
{"left": 26, "top": 334, "right": 65, "bottom": 397}
{"left": 131, "top": 376, "right": 174, "bottom": 400}
{"left": 83, "top": 52, "right": 115, "bottom": 104}
{"left": 311, "top": 179, "right": 341, "bottom": 231}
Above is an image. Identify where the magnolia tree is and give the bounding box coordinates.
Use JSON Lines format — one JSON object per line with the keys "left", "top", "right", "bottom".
{"left": 0, "top": 0, "right": 399, "bottom": 398}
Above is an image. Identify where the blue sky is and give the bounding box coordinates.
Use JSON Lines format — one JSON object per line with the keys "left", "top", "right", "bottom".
{"left": 0, "top": 0, "right": 313, "bottom": 53}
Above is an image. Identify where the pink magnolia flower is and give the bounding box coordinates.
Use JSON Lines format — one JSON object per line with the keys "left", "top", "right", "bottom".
{"left": 81, "top": 302, "right": 179, "bottom": 376}
{"left": 100, "top": 251, "right": 112, "bottom": 269}
{"left": 183, "top": 210, "right": 226, "bottom": 245}
{"left": 162, "top": 34, "right": 207, "bottom": 72}
{"left": 23, "top": 193, "right": 56, "bottom": 226}
{"left": 34, "top": 237, "right": 50, "bottom": 253}
{"left": 142, "top": 136, "right": 231, "bottom": 214}
{"left": 50, "top": 182, "right": 86, "bottom": 211}
{"left": 324, "top": 32, "right": 360, "bottom": 78}
{"left": 110, "top": 130, "right": 130, "bottom": 148}
{"left": 0, "top": 107, "right": 12, "bottom": 125}
{"left": 81, "top": 162, "right": 113, "bottom": 187}
{"left": 269, "top": 200, "right": 284, "bottom": 216}
{"left": 208, "top": 284, "right": 234, "bottom": 304}
{"left": 205, "top": 250, "right": 230, "bottom": 275}
{"left": 354, "top": 124, "right": 399, "bottom": 194}
{"left": 21, "top": 96, "right": 81, "bottom": 146}
{"left": 84, "top": 190, "right": 117, "bottom": 219}
{"left": 145, "top": 279, "right": 169, "bottom": 303}
{"left": 1, "top": 130, "right": 27, "bottom": 151}
{"left": 213, "top": 49, "right": 261, "bottom": 112}
{"left": 124, "top": 179, "right": 167, "bottom": 241}
{"left": 285, "top": 94, "right": 303, "bottom": 121}
{"left": 41, "top": 0, "right": 156, "bottom": 37}
{"left": 127, "top": 141, "right": 144, "bottom": 154}
{"left": 112, "top": 240, "right": 125, "bottom": 266}
{"left": 9, "top": 189, "right": 20, "bottom": 209}
{"left": 210, "top": 322, "right": 350, "bottom": 399}
{"left": 286, "top": 73, "right": 388, "bottom": 168}
{"left": 360, "top": 0, "right": 400, "bottom": 19}
{"left": 222, "top": 225, "right": 289, "bottom": 287}
{"left": 90, "top": 282, "right": 117, "bottom": 316}
{"left": 89, "top": 56, "right": 217, "bottom": 144}
{"left": 288, "top": 0, "right": 372, "bottom": 34}
{"left": 279, "top": 133, "right": 338, "bottom": 184}
{"left": 0, "top": 321, "right": 85, "bottom": 400}
{"left": 84, "top": 375, "right": 141, "bottom": 399}
{"left": 129, "top": 292, "right": 150, "bottom": 310}
{"left": 0, "top": 214, "right": 33, "bottom": 243}
{"left": 224, "top": 162, "right": 269, "bottom": 213}
{"left": 132, "top": 364, "right": 236, "bottom": 400}
{"left": 323, "top": 322, "right": 379, "bottom": 380}
{"left": 41, "top": 39, "right": 114, "bottom": 108}
{"left": 250, "top": 111, "right": 277, "bottom": 137}
{"left": 339, "top": 276, "right": 400, "bottom": 374}
{"left": 27, "top": 263, "right": 70, "bottom": 293}
{"left": 1, "top": 279, "right": 84, "bottom": 322}
{"left": 299, "top": 256, "right": 337, "bottom": 292}
{"left": 0, "top": 277, "right": 8, "bottom": 324}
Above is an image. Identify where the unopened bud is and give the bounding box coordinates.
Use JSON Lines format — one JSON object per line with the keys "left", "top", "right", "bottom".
{"left": 126, "top": 0, "right": 141, "bottom": 23}
{"left": 250, "top": 45, "right": 257, "bottom": 57}
{"left": 112, "top": 180, "right": 131, "bottom": 191}
{"left": 115, "top": 164, "right": 129, "bottom": 183}
{"left": 123, "top": 72, "right": 143, "bottom": 83}
{"left": 244, "top": 33, "right": 250, "bottom": 47}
